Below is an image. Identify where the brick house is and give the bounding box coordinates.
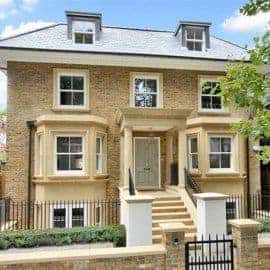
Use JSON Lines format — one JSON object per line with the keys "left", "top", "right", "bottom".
{"left": 0, "top": 11, "right": 266, "bottom": 239}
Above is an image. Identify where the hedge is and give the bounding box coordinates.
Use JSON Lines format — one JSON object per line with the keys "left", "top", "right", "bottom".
{"left": 257, "top": 219, "right": 270, "bottom": 233}
{"left": 0, "top": 225, "right": 126, "bottom": 250}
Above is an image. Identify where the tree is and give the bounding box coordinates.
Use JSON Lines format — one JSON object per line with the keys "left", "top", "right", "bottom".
{"left": 219, "top": 0, "right": 270, "bottom": 163}
{"left": 0, "top": 110, "right": 6, "bottom": 123}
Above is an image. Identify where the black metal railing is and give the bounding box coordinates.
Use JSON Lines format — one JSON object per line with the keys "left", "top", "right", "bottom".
{"left": 185, "top": 234, "right": 234, "bottom": 270}
{"left": 0, "top": 199, "right": 120, "bottom": 231}
{"left": 226, "top": 193, "right": 270, "bottom": 220}
{"left": 184, "top": 168, "right": 202, "bottom": 205}
{"left": 129, "top": 168, "right": 135, "bottom": 196}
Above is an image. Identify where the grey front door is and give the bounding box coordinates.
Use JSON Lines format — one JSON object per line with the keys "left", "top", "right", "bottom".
{"left": 134, "top": 137, "right": 160, "bottom": 189}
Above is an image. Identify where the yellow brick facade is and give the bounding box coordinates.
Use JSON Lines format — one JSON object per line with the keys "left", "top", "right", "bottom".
{"left": 3, "top": 61, "right": 260, "bottom": 201}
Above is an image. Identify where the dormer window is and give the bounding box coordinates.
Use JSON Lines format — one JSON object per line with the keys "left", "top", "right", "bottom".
{"left": 186, "top": 28, "right": 204, "bottom": 51}
{"left": 74, "top": 31, "right": 94, "bottom": 44}
{"left": 175, "top": 21, "right": 211, "bottom": 51}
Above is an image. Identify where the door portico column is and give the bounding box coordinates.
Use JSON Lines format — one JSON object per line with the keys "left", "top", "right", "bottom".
{"left": 123, "top": 126, "right": 133, "bottom": 187}
{"left": 178, "top": 129, "right": 187, "bottom": 188}
{"left": 166, "top": 132, "right": 174, "bottom": 185}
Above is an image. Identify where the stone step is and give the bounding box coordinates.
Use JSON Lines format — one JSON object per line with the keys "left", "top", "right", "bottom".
{"left": 152, "top": 205, "right": 187, "bottom": 213}
{"left": 153, "top": 196, "right": 181, "bottom": 202}
{"left": 152, "top": 218, "right": 194, "bottom": 227}
{"left": 152, "top": 200, "right": 184, "bottom": 207}
{"left": 152, "top": 212, "right": 190, "bottom": 220}
{"left": 152, "top": 225, "right": 196, "bottom": 235}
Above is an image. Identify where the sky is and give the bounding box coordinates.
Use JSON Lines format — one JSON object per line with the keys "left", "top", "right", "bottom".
{"left": 0, "top": 0, "right": 269, "bottom": 110}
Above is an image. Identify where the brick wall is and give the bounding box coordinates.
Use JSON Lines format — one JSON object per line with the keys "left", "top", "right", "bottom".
{"left": 4, "top": 62, "right": 248, "bottom": 201}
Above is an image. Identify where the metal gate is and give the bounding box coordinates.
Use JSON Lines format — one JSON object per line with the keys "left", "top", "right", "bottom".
{"left": 185, "top": 236, "right": 234, "bottom": 270}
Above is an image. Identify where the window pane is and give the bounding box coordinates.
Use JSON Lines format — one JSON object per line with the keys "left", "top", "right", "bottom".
{"left": 226, "top": 202, "right": 237, "bottom": 219}
{"left": 53, "top": 208, "right": 66, "bottom": 228}
{"left": 221, "top": 154, "right": 231, "bottom": 168}
{"left": 73, "top": 76, "right": 84, "bottom": 90}
{"left": 96, "top": 155, "right": 102, "bottom": 173}
{"left": 146, "top": 79, "right": 157, "bottom": 93}
{"left": 72, "top": 208, "right": 84, "bottom": 227}
{"left": 212, "top": 82, "right": 221, "bottom": 95}
{"left": 187, "top": 29, "right": 195, "bottom": 39}
{"left": 60, "top": 92, "right": 72, "bottom": 105}
{"left": 57, "top": 155, "right": 69, "bottom": 170}
{"left": 135, "top": 79, "right": 146, "bottom": 93}
{"left": 195, "top": 29, "right": 203, "bottom": 40}
{"left": 60, "top": 76, "right": 72, "bottom": 89}
{"left": 96, "top": 137, "right": 101, "bottom": 154}
{"left": 212, "top": 96, "right": 221, "bottom": 109}
{"left": 84, "top": 33, "right": 93, "bottom": 44}
{"left": 221, "top": 138, "right": 231, "bottom": 152}
{"left": 186, "top": 41, "right": 194, "bottom": 51}
{"left": 190, "top": 138, "right": 198, "bottom": 153}
{"left": 70, "top": 137, "right": 82, "bottom": 153}
{"left": 192, "top": 154, "right": 198, "bottom": 169}
{"left": 210, "top": 154, "right": 220, "bottom": 168}
{"left": 70, "top": 154, "right": 83, "bottom": 170}
{"left": 201, "top": 82, "right": 212, "bottom": 94}
{"left": 210, "top": 138, "right": 220, "bottom": 152}
{"left": 202, "top": 96, "right": 211, "bottom": 109}
{"left": 195, "top": 42, "right": 202, "bottom": 51}
{"left": 72, "top": 92, "right": 84, "bottom": 106}
{"left": 135, "top": 94, "right": 157, "bottom": 107}
{"left": 95, "top": 206, "right": 101, "bottom": 224}
{"left": 57, "top": 137, "right": 69, "bottom": 153}
{"left": 75, "top": 33, "right": 83, "bottom": 43}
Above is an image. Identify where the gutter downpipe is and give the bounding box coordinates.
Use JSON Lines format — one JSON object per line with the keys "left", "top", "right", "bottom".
{"left": 26, "top": 120, "right": 35, "bottom": 229}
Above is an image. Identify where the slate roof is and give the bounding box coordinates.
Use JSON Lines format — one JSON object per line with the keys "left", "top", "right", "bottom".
{"left": 0, "top": 23, "right": 248, "bottom": 61}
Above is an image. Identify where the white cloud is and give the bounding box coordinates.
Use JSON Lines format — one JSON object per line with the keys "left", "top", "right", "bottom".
{"left": 0, "top": 71, "right": 7, "bottom": 110}
{"left": 22, "top": 0, "right": 38, "bottom": 11}
{"left": 222, "top": 11, "right": 270, "bottom": 33}
{"left": 1, "top": 20, "right": 55, "bottom": 38}
{"left": 0, "top": 0, "right": 13, "bottom": 7}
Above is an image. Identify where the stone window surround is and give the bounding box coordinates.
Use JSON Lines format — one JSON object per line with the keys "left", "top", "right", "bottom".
{"left": 95, "top": 131, "right": 107, "bottom": 175}
{"left": 208, "top": 133, "right": 235, "bottom": 173}
{"left": 54, "top": 134, "right": 85, "bottom": 176}
{"left": 188, "top": 135, "right": 199, "bottom": 173}
{"left": 198, "top": 75, "right": 228, "bottom": 114}
{"left": 53, "top": 68, "right": 90, "bottom": 111}
{"left": 50, "top": 202, "right": 88, "bottom": 228}
{"left": 34, "top": 132, "right": 44, "bottom": 177}
{"left": 130, "top": 72, "right": 163, "bottom": 108}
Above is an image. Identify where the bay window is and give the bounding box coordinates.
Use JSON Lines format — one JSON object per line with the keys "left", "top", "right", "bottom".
{"left": 56, "top": 135, "right": 84, "bottom": 173}
{"left": 209, "top": 136, "right": 232, "bottom": 170}
{"left": 96, "top": 136, "right": 103, "bottom": 173}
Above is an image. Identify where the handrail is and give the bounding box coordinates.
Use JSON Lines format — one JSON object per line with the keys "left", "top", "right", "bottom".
{"left": 129, "top": 169, "right": 135, "bottom": 196}
{"left": 184, "top": 168, "right": 201, "bottom": 206}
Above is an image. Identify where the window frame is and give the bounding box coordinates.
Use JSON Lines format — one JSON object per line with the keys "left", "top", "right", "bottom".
{"left": 208, "top": 134, "right": 234, "bottom": 173}
{"left": 54, "top": 134, "right": 85, "bottom": 176}
{"left": 130, "top": 73, "right": 163, "bottom": 108}
{"left": 188, "top": 136, "right": 199, "bottom": 172}
{"left": 198, "top": 75, "right": 225, "bottom": 112}
{"left": 73, "top": 30, "right": 95, "bottom": 45}
{"left": 185, "top": 27, "right": 205, "bottom": 51}
{"left": 96, "top": 136, "right": 103, "bottom": 174}
{"left": 50, "top": 203, "right": 87, "bottom": 228}
{"left": 54, "top": 69, "right": 89, "bottom": 111}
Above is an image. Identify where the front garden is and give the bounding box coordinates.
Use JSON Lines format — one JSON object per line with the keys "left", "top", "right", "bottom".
{"left": 0, "top": 225, "right": 126, "bottom": 250}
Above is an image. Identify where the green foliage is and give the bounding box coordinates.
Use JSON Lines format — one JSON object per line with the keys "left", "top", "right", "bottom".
{"left": 0, "top": 110, "right": 6, "bottom": 123}
{"left": 257, "top": 219, "right": 270, "bottom": 233}
{"left": 0, "top": 225, "right": 126, "bottom": 250}
{"left": 219, "top": 0, "right": 270, "bottom": 164}
{"left": 240, "top": 0, "right": 270, "bottom": 15}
